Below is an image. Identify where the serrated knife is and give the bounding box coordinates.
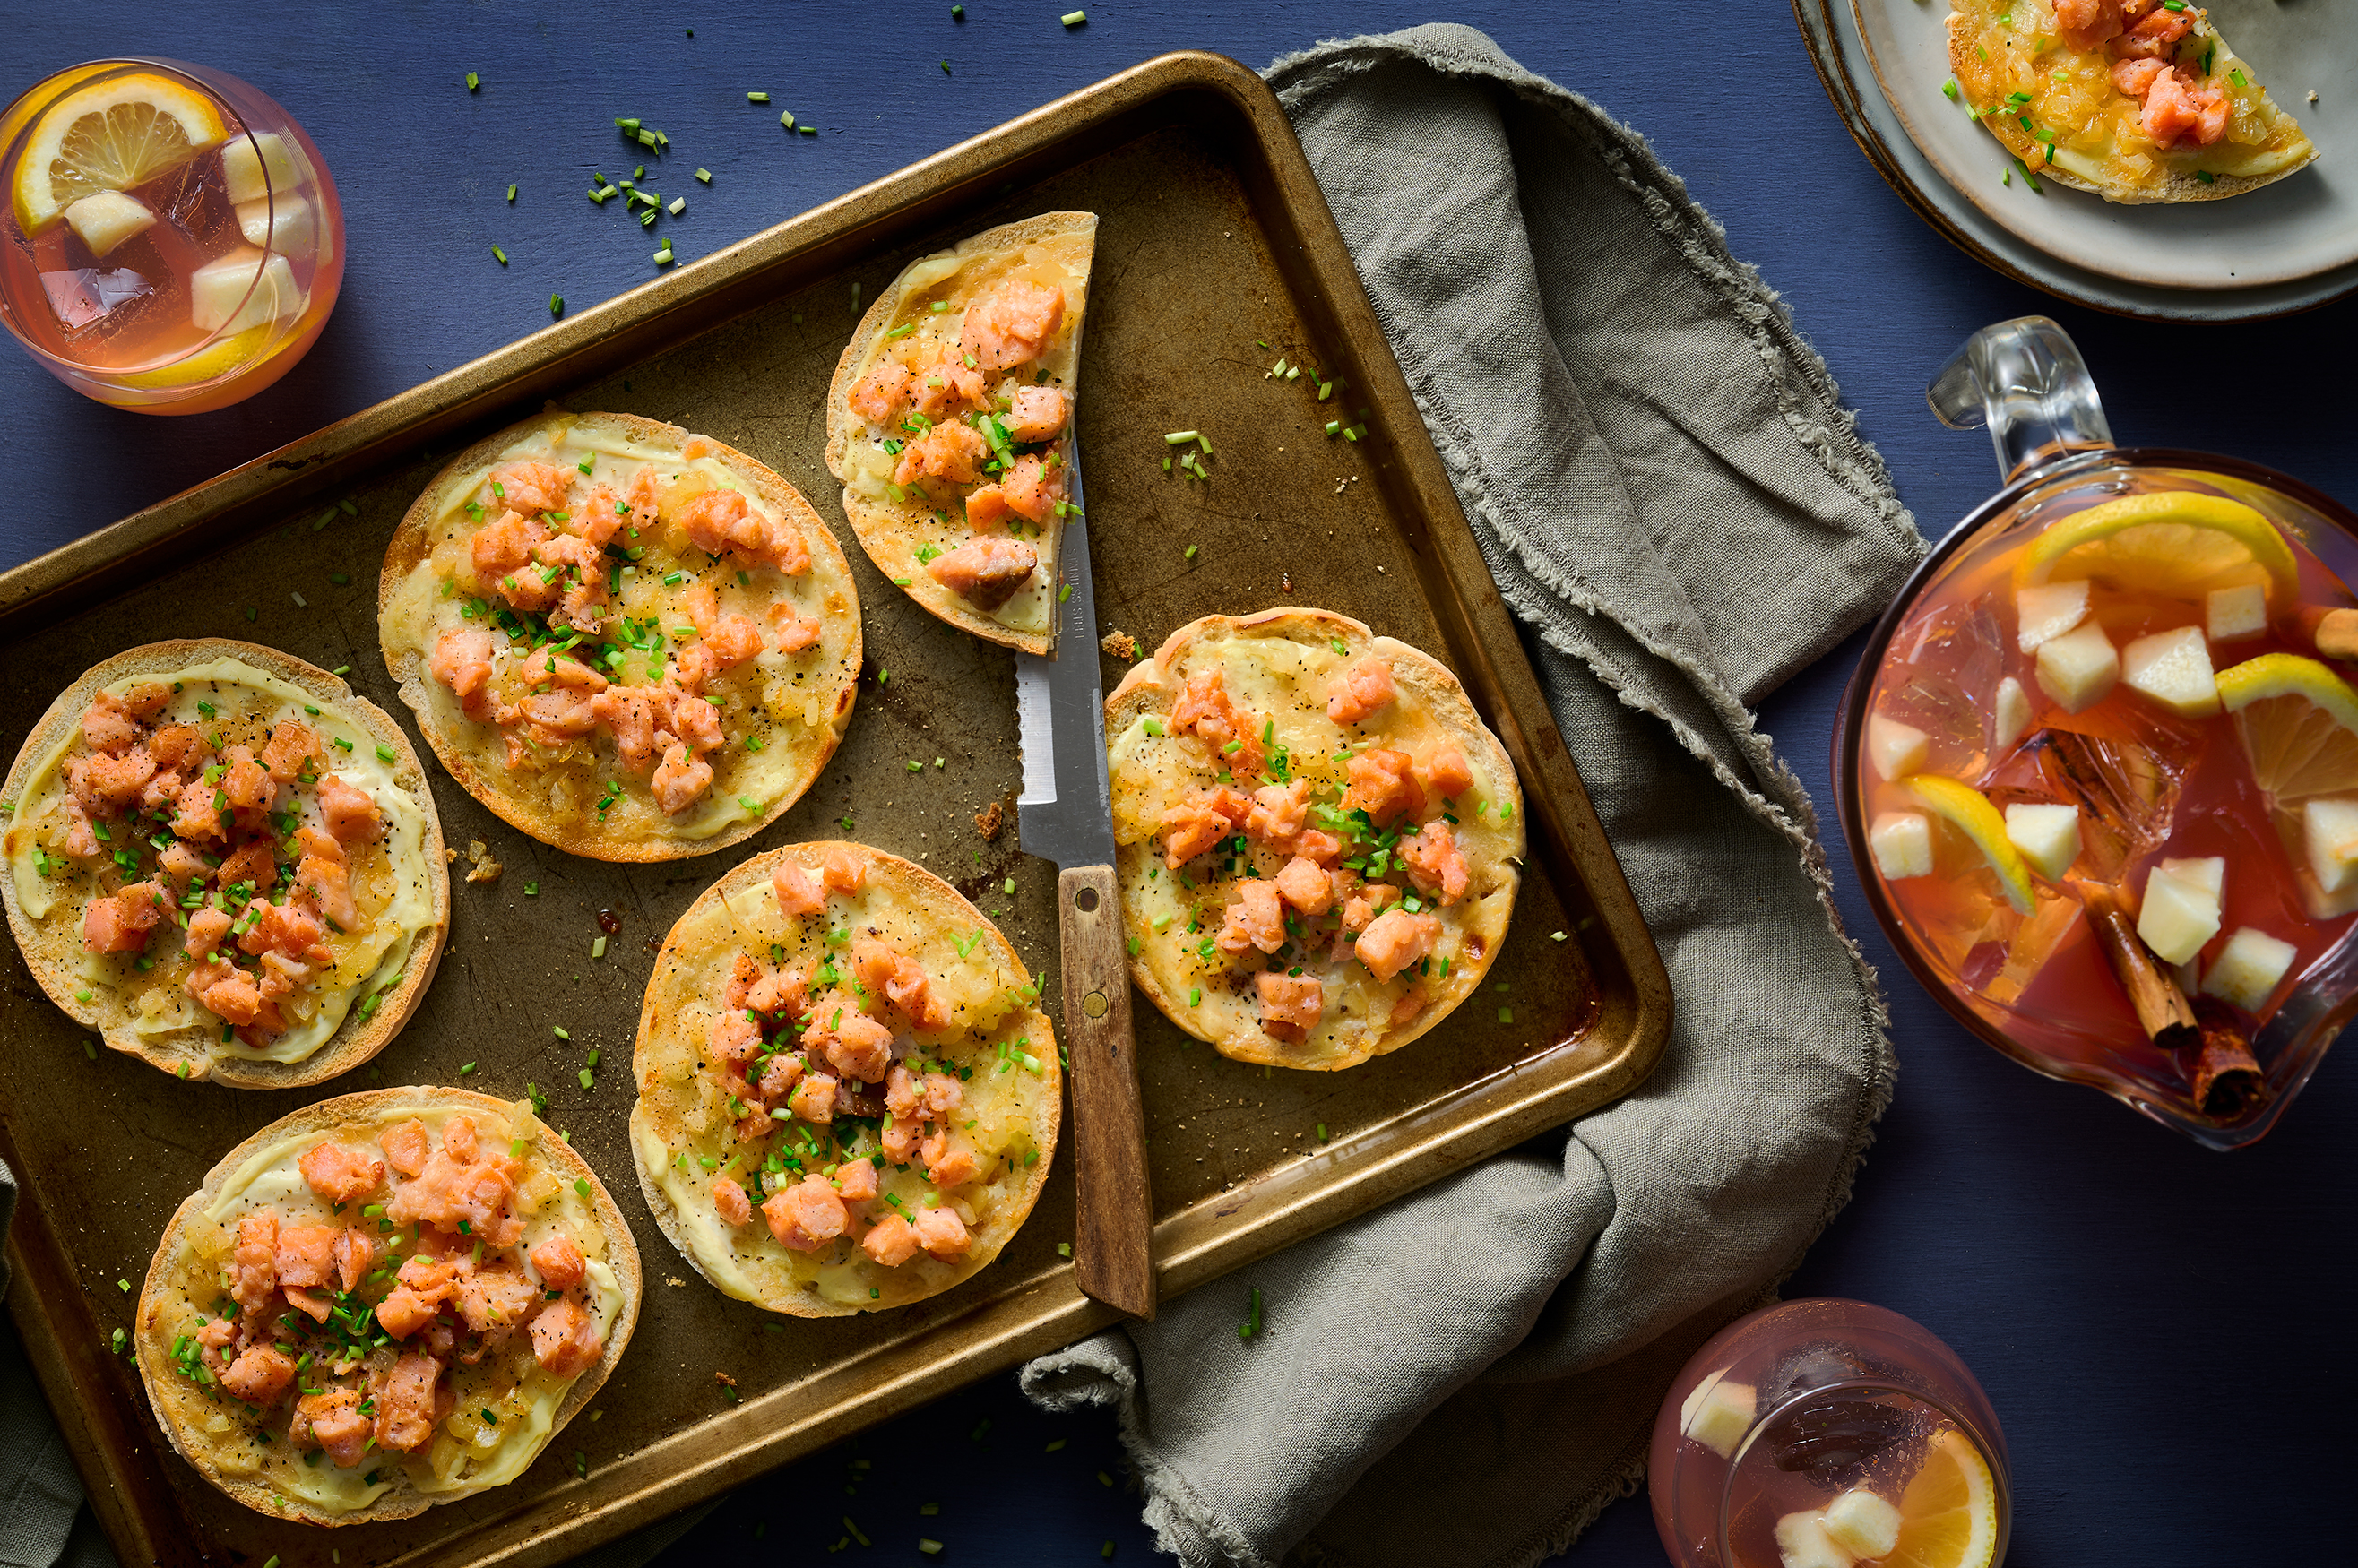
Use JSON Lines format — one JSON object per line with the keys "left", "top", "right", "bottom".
{"left": 1015, "top": 430, "right": 1155, "bottom": 1319}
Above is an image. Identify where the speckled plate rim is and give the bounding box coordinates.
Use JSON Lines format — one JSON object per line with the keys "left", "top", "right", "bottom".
{"left": 1852, "top": 0, "right": 2358, "bottom": 291}
{"left": 1795, "top": 0, "right": 2358, "bottom": 321}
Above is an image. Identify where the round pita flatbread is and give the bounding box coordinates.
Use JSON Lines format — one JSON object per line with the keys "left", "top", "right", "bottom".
{"left": 630, "top": 842, "right": 1059, "bottom": 1317}
{"left": 0, "top": 639, "right": 448, "bottom": 1087}
{"left": 134, "top": 1087, "right": 641, "bottom": 1526}
{"left": 1107, "top": 607, "right": 1523, "bottom": 1070}
{"left": 825, "top": 212, "right": 1095, "bottom": 655}
{"left": 380, "top": 409, "right": 860, "bottom": 862}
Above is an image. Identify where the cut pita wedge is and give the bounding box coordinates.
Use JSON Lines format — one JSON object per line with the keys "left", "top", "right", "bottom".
{"left": 1948, "top": 1, "right": 2316, "bottom": 202}
{"left": 825, "top": 211, "right": 1095, "bottom": 654}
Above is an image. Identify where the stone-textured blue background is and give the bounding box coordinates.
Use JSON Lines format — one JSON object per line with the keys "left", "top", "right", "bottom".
{"left": 3, "top": 4, "right": 2351, "bottom": 1564}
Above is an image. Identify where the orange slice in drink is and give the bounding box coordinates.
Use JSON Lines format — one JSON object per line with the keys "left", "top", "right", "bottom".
{"left": 1882, "top": 1427, "right": 2000, "bottom": 1568}
{"left": 2216, "top": 653, "right": 2358, "bottom": 805}
{"left": 2017, "top": 493, "right": 2298, "bottom": 604}
{"left": 1905, "top": 775, "right": 2035, "bottom": 916}
{"left": 12, "top": 72, "right": 228, "bottom": 232}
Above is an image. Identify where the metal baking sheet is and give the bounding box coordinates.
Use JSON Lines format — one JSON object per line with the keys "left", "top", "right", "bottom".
{"left": 0, "top": 51, "right": 1671, "bottom": 1568}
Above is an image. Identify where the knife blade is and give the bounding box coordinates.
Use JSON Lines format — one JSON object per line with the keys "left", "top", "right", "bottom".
{"left": 1015, "top": 430, "right": 1156, "bottom": 1319}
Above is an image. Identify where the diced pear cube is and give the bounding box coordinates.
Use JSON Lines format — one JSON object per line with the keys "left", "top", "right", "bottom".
{"left": 2138, "top": 866, "right": 2221, "bottom": 966}
{"left": 2159, "top": 856, "right": 2225, "bottom": 901}
{"left": 2202, "top": 926, "right": 2298, "bottom": 1012}
{"left": 1870, "top": 812, "right": 1934, "bottom": 879}
{"left": 222, "top": 130, "right": 302, "bottom": 203}
{"left": 1678, "top": 1374, "right": 1756, "bottom": 1459}
{"left": 2034, "top": 618, "right": 2118, "bottom": 713}
{"left": 2004, "top": 802, "right": 2081, "bottom": 879}
{"left": 2015, "top": 580, "right": 2089, "bottom": 652}
{"left": 234, "top": 192, "right": 315, "bottom": 254}
{"left": 188, "top": 248, "right": 302, "bottom": 335}
{"left": 2207, "top": 583, "right": 2268, "bottom": 642}
{"left": 1866, "top": 715, "right": 1929, "bottom": 783}
{"left": 1774, "top": 1511, "right": 1856, "bottom": 1568}
{"left": 2302, "top": 797, "right": 2358, "bottom": 893}
{"left": 2120, "top": 625, "right": 2220, "bottom": 718}
{"left": 1992, "top": 675, "right": 2033, "bottom": 751}
{"left": 63, "top": 190, "right": 155, "bottom": 258}
{"left": 1821, "top": 1489, "right": 1903, "bottom": 1559}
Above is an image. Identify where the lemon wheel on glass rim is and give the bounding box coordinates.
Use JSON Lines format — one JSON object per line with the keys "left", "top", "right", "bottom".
{"left": 2016, "top": 492, "right": 2299, "bottom": 605}
{"left": 11, "top": 70, "right": 227, "bottom": 233}
{"left": 1882, "top": 1427, "right": 2001, "bottom": 1568}
{"left": 2216, "top": 653, "right": 2358, "bottom": 806}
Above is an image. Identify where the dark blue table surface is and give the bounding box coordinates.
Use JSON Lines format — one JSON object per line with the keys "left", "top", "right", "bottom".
{"left": 4, "top": 5, "right": 2354, "bottom": 1565}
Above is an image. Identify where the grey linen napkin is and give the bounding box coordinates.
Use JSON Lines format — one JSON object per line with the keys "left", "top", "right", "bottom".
{"left": 1020, "top": 24, "right": 1922, "bottom": 1568}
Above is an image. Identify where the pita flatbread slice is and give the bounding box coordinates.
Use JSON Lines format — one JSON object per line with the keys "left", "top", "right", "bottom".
{"left": 825, "top": 212, "right": 1095, "bottom": 655}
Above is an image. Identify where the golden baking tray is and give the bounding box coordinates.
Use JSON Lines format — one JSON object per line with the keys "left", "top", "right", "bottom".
{"left": 0, "top": 51, "right": 1670, "bottom": 1568}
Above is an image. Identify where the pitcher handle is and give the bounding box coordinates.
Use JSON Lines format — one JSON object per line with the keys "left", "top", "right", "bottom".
{"left": 1928, "top": 316, "right": 2115, "bottom": 487}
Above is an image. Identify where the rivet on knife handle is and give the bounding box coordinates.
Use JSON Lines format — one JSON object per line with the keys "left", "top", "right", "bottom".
{"left": 1059, "top": 863, "right": 1154, "bottom": 1318}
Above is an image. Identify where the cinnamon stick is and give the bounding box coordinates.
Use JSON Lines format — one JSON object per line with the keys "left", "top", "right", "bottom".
{"left": 2188, "top": 995, "right": 2269, "bottom": 1119}
{"left": 2077, "top": 883, "right": 2198, "bottom": 1050}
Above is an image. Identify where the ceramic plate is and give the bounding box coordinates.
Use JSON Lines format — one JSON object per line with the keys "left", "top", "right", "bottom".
{"left": 1793, "top": 0, "right": 2358, "bottom": 320}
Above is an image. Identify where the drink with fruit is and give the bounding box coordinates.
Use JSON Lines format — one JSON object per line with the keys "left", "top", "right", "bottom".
{"left": 1836, "top": 318, "right": 2358, "bottom": 1148}
{"left": 1649, "top": 1299, "right": 2007, "bottom": 1568}
{"left": 0, "top": 60, "right": 342, "bottom": 412}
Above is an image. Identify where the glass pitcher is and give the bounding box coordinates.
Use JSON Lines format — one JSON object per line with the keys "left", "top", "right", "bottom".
{"left": 1834, "top": 316, "right": 2358, "bottom": 1150}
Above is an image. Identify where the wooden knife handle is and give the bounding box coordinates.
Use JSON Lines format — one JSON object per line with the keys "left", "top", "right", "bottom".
{"left": 1058, "top": 863, "right": 1156, "bottom": 1319}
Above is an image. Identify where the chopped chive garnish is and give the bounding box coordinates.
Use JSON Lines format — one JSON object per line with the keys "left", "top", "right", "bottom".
{"left": 492, "top": 246, "right": 508, "bottom": 266}
{"left": 465, "top": 72, "right": 480, "bottom": 91}
{"left": 668, "top": 197, "right": 684, "bottom": 215}
{"left": 695, "top": 168, "right": 712, "bottom": 183}
{"left": 1062, "top": 8, "right": 1085, "bottom": 23}
{"left": 1184, "top": 544, "right": 1198, "bottom": 560}
{"left": 506, "top": 183, "right": 516, "bottom": 202}
{"left": 747, "top": 90, "right": 771, "bottom": 103}
{"left": 1162, "top": 429, "right": 1198, "bottom": 444}
{"left": 550, "top": 294, "right": 565, "bottom": 316}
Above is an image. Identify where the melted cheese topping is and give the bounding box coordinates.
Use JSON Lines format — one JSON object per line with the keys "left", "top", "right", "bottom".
{"left": 1953, "top": 0, "right": 2312, "bottom": 192}
{"left": 381, "top": 416, "right": 858, "bottom": 849}
{"left": 836, "top": 231, "right": 1093, "bottom": 640}
{"left": 634, "top": 868, "right": 1056, "bottom": 1311}
{"left": 3, "top": 658, "right": 436, "bottom": 1065}
{"left": 154, "top": 1100, "right": 623, "bottom": 1513}
{"left": 1109, "top": 629, "right": 1522, "bottom": 1064}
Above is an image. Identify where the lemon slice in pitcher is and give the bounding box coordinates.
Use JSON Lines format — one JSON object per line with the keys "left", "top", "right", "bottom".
{"left": 2217, "top": 653, "right": 2358, "bottom": 804}
{"left": 1882, "top": 1427, "right": 2000, "bottom": 1568}
{"left": 1905, "top": 775, "right": 2034, "bottom": 916}
{"left": 12, "top": 72, "right": 227, "bottom": 232}
{"left": 2017, "top": 493, "right": 2298, "bottom": 603}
